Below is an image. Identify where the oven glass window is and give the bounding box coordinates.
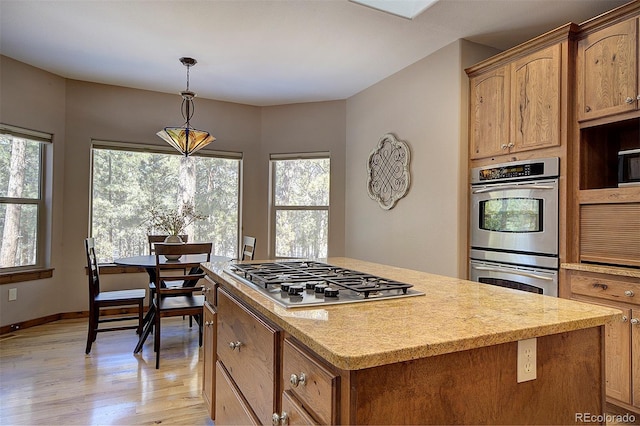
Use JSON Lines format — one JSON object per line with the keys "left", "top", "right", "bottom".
{"left": 479, "top": 198, "right": 542, "bottom": 233}
{"left": 479, "top": 278, "right": 543, "bottom": 294}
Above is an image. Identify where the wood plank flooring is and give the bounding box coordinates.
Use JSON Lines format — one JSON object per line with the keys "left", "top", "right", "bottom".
{"left": 0, "top": 317, "right": 213, "bottom": 425}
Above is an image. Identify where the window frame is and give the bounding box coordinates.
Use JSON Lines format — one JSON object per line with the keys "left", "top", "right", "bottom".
{"left": 89, "top": 140, "right": 243, "bottom": 263}
{"left": 269, "top": 152, "right": 330, "bottom": 259}
{"left": 0, "top": 124, "right": 52, "bottom": 275}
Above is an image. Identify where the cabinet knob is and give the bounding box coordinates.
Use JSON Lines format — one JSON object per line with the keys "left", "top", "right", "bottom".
{"left": 585, "top": 106, "right": 591, "bottom": 112}
{"left": 631, "top": 318, "right": 639, "bottom": 326}
{"left": 272, "top": 412, "right": 289, "bottom": 425}
{"left": 624, "top": 290, "right": 634, "bottom": 297}
{"left": 501, "top": 144, "right": 508, "bottom": 150}
{"left": 228, "top": 341, "right": 243, "bottom": 350}
{"left": 508, "top": 142, "right": 514, "bottom": 148}
{"left": 203, "top": 287, "right": 211, "bottom": 293}
{"left": 290, "top": 372, "right": 307, "bottom": 387}
{"left": 625, "top": 97, "right": 634, "bottom": 104}
{"left": 637, "top": 95, "right": 640, "bottom": 101}
{"left": 622, "top": 316, "right": 628, "bottom": 323}
{"left": 205, "top": 321, "right": 214, "bottom": 327}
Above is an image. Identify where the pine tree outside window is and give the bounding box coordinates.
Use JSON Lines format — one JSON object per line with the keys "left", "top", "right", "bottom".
{"left": 270, "top": 154, "right": 330, "bottom": 259}
{"left": 90, "top": 142, "right": 241, "bottom": 263}
{"left": 0, "top": 125, "right": 50, "bottom": 271}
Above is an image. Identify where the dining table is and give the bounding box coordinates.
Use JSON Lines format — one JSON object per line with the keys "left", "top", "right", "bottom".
{"left": 113, "top": 253, "right": 231, "bottom": 353}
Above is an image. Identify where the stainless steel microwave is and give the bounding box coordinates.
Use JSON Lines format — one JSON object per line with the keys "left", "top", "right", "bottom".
{"left": 618, "top": 148, "right": 640, "bottom": 187}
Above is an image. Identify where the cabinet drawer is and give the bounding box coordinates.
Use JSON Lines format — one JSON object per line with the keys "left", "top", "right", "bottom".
{"left": 570, "top": 273, "right": 640, "bottom": 305}
{"left": 215, "top": 361, "right": 260, "bottom": 425}
{"left": 281, "top": 390, "right": 320, "bottom": 425}
{"left": 203, "top": 276, "right": 217, "bottom": 306}
{"left": 283, "top": 338, "right": 339, "bottom": 425}
{"left": 217, "top": 288, "right": 279, "bottom": 424}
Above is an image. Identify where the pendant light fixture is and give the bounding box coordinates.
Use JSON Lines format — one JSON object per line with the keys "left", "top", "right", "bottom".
{"left": 157, "top": 57, "right": 215, "bottom": 156}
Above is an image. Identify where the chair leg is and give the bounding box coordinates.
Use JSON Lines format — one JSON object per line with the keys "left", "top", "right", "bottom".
{"left": 154, "top": 310, "right": 161, "bottom": 369}
{"left": 85, "top": 311, "right": 96, "bottom": 354}
{"left": 137, "top": 300, "right": 144, "bottom": 335}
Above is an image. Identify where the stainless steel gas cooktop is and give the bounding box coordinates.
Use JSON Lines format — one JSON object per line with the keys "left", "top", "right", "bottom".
{"left": 226, "top": 260, "right": 424, "bottom": 308}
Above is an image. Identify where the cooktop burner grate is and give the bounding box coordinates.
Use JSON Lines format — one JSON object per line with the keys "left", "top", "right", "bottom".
{"left": 226, "top": 260, "right": 424, "bottom": 308}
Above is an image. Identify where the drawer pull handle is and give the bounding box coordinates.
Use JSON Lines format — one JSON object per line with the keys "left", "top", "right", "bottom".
{"left": 229, "top": 341, "right": 243, "bottom": 350}
{"left": 592, "top": 283, "right": 608, "bottom": 290}
{"left": 290, "top": 372, "right": 307, "bottom": 387}
{"left": 631, "top": 318, "right": 639, "bottom": 326}
{"left": 624, "top": 290, "right": 634, "bottom": 297}
{"left": 272, "top": 411, "right": 289, "bottom": 425}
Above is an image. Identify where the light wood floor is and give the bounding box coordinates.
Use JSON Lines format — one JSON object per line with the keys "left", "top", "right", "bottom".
{"left": 0, "top": 317, "right": 213, "bottom": 425}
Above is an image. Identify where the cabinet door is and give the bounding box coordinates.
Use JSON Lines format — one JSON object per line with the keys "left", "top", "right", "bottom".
{"left": 469, "top": 66, "right": 510, "bottom": 159}
{"left": 202, "top": 302, "right": 216, "bottom": 420}
{"left": 605, "top": 307, "right": 631, "bottom": 403}
{"left": 577, "top": 17, "right": 639, "bottom": 121}
{"left": 281, "top": 390, "right": 320, "bottom": 426}
{"left": 215, "top": 361, "right": 260, "bottom": 425}
{"left": 633, "top": 308, "right": 640, "bottom": 409}
{"left": 510, "top": 44, "right": 561, "bottom": 152}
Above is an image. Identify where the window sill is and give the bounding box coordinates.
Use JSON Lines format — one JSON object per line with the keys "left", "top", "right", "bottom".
{"left": 0, "top": 268, "right": 54, "bottom": 285}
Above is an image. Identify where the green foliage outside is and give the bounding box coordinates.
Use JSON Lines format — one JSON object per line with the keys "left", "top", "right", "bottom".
{"left": 91, "top": 148, "right": 240, "bottom": 262}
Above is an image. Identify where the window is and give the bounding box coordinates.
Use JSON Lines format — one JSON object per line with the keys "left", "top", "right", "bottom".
{"left": 0, "top": 125, "right": 51, "bottom": 271}
{"left": 271, "top": 154, "right": 330, "bottom": 258}
{"left": 91, "top": 143, "right": 241, "bottom": 263}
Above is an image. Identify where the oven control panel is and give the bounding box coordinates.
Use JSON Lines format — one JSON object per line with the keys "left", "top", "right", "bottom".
{"left": 471, "top": 157, "right": 559, "bottom": 184}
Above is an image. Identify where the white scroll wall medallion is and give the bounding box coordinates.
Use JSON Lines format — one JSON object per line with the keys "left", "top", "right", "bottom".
{"left": 367, "top": 133, "right": 411, "bottom": 210}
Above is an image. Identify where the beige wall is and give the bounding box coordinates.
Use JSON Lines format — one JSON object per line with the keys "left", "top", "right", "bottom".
{"left": 0, "top": 39, "right": 495, "bottom": 327}
{"left": 344, "top": 40, "right": 499, "bottom": 278}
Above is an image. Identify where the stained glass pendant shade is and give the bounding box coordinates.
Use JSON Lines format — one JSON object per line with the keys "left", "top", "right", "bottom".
{"left": 157, "top": 57, "right": 215, "bottom": 156}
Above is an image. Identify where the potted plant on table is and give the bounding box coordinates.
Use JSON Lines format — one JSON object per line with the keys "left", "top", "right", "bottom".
{"left": 145, "top": 201, "right": 207, "bottom": 259}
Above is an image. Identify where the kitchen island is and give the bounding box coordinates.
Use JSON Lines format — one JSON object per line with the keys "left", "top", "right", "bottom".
{"left": 202, "top": 257, "right": 621, "bottom": 425}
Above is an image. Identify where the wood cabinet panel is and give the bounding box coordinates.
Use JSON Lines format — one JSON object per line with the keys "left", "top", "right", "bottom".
{"left": 577, "top": 17, "right": 639, "bottom": 121}
{"left": 580, "top": 203, "right": 640, "bottom": 267}
{"left": 281, "top": 390, "right": 320, "bottom": 426}
{"left": 215, "top": 360, "right": 260, "bottom": 425}
{"left": 510, "top": 44, "right": 561, "bottom": 152}
{"left": 605, "top": 308, "right": 632, "bottom": 403}
{"left": 633, "top": 308, "right": 640, "bottom": 408}
{"left": 283, "top": 338, "right": 339, "bottom": 425}
{"left": 469, "top": 66, "right": 510, "bottom": 159}
{"left": 216, "top": 288, "right": 279, "bottom": 424}
{"left": 202, "top": 302, "right": 216, "bottom": 420}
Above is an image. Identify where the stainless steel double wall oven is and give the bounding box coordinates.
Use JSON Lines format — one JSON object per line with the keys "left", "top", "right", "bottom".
{"left": 469, "top": 157, "right": 560, "bottom": 296}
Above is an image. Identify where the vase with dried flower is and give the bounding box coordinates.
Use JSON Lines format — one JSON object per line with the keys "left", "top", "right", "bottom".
{"left": 145, "top": 201, "right": 207, "bottom": 260}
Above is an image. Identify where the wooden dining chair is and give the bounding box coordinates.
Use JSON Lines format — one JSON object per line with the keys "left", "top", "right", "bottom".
{"left": 84, "top": 238, "right": 146, "bottom": 354}
{"left": 152, "top": 242, "right": 212, "bottom": 368}
{"left": 241, "top": 235, "right": 256, "bottom": 260}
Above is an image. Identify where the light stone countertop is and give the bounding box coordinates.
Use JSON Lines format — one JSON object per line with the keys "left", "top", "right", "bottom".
{"left": 202, "top": 257, "right": 621, "bottom": 371}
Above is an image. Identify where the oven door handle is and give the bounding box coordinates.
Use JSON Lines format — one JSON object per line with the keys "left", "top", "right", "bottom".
{"left": 472, "top": 184, "right": 555, "bottom": 194}
{"left": 471, "top": 265, "right": 554, "bottom": 281}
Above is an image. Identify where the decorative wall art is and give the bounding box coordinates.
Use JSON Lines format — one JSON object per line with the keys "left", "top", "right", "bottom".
{"left": 367, "top": 133, "right": 411, "bottom": 210}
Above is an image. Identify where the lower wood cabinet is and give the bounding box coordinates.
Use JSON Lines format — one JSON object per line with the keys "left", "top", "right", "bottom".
{"left": 202, "top": 301, "right": 216, "bottom": 419}
{"left": 216, "top": 287, "right": 280, "bottom": 424}
{"left": 215, "top": 360, "right": 260, "bottom": 425}
{"left": 568, "top": 269, "right": 640, "bottom": 414}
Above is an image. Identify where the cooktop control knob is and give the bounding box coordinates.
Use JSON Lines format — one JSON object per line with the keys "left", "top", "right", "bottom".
{"left": 314, "top": 283, "right": 328, "bottom": 294}
{"left": 324, "top": 287, "right": 339, "bottom": 297}
{"left": 288, "top": 285, "right": 304, "bottom": 296}
{"left": 280, "top": 283, "right": 291, "bottom": 292}
{"left": 305, "top": 281, "right": 321, "bottom": 290}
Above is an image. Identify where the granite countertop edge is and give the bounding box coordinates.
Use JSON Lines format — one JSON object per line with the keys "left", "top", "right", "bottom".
{"left": 203, "top": 258, "right": 622, "bottom": 371}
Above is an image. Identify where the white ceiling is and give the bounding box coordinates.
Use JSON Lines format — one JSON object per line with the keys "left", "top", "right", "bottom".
{"left": 0, "top": 0, "right": 629, "bottom": 107}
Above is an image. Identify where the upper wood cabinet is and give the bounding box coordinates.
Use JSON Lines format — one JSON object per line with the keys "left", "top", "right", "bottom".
{"left": 510, "top": 45, "right": 562, "bottom": 152}
{"left": 577, "top": 16, "right": 639, "bottom": 121}
{"left": 468, "top": 43, "right": 562, "bottom": 160}
{"left": 469, "top": 66, "right": 510, "bottom": 159}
